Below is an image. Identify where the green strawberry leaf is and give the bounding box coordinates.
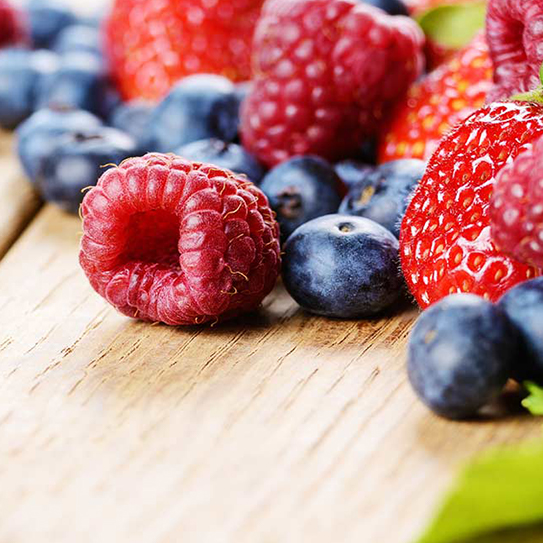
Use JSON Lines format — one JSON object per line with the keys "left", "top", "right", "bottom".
{"left": 415, "top": 441, "right": 543, "bottom": 543}
{"left": 522, "top": 383, "right": 543, "bottom": 416}
{"left": 418, "top": 3, "right": 487, "bottom": 49}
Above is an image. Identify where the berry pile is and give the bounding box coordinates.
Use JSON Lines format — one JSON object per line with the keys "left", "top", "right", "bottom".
{"left": 3, "top": 0, "right": 543, "bottom": 419}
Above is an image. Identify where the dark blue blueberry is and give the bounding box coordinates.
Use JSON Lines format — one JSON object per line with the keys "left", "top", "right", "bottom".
{"left": 0, "top": 48, "right": 59, "bottom": 129}
{"left": 0, "top": 49, "right": 38, "bottom": 129}
{"left": 35, "top": 52, "right": 110, "bottom": 116}
{"left": 97, "top": 81, "right": 122, "bottom": 120}
{"left": 53, "top": 24, "right": 102, "bottom": 57}
{"left": 17, "top": 107, "right": 103, "bottom": 181}
{"left": 109, "top": 100, "right": 155, "bottom": 152}
{"left": 282, "top": 215, "right": 402, "bottom": 318}
{"left": 27, "top": 0, "right": 77, "bottom": 49}
{"left": 408, "top": 294, "right": 516, "bottom": 420}
{"left": 36, "top": 126, "right": 138, "bottom": 214}
{"left": 360, "top": 0, "right": 409, "bottom": 16}
{"left": 334, "top": 160, "right": 374, "bottom": 189}
{"left": 356, "top": 139, "right": 378, "bottom": 165}
{"left": 147, "top": 74, "right": 239, "bottom": 152}
{"left": 339, "top": 159, "right": 426, "bottom": 237}
{"left": 76, "top": 15, "right": 102, "bottom": 28}
{"left": 499, "top": 278, "right": 543, "bottom": 385}
{"left": 260, "top": 156, "right": 343, "bottom": 241}
{"left": 176, "top": 139, "right": 265, "bottom": 184}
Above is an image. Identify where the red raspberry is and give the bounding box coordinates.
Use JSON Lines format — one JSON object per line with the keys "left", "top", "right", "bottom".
{"left": 0, "top": 0, "right": 27, "bottom": 48}
{"left": 105, "top": 0, "right": 264, "bottom": 101}
{"left": 240, "top": 0, "right": 425, "bottom": 168}
{"left": 486, "top": 0, "right": 543, "bottom": 102}
{"left": 400, "top": 101, "right": 543, "bottom": 309}
{"left": 491, "top": 135, "right": 543, "bottom": 268}
{"left": 79, "top": 153, "right": 281, "bottom": 325}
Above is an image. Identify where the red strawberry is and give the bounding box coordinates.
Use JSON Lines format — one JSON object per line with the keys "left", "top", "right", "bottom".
{"left": 490, "top": 135, "right": 543, "bottom": 268}
{"left": 378, "top": 33, "right": 492, "bottom": 163}
{"left": 104, "top": 0, "right": 264, "bottom": 101}
{"left": 0, "top": 0, "right": 27, "bottom": 48}
{"left": 241, "top": 0, "right": 425, "bottom": 168}
{"left": 400, "top": 101, "right": 543, "bottom": 308}
{"left": 486, "top": 0, "right": 543, "bottom": 102}
{"left": 80, "top": 153, "right": 281, "bottom": 325}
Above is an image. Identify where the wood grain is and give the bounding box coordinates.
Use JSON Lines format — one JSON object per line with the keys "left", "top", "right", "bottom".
{"left": 0, "top": 198, "right": 540, "bottom": 543}
{"left": 0, "top": 131, "right": 41, "bottom": 259}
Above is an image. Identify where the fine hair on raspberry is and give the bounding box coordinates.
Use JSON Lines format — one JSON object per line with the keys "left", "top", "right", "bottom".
{"left": 79, "top": 153, "right": 281, "bottom": 325}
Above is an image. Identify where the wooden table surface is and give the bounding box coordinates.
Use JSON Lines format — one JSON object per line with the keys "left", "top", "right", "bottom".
{"left": 0, "top": 127, "right": 540, "bottom": 543}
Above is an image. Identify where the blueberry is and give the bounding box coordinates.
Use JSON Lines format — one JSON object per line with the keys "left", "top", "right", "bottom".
{"left": 36, "top": 126, "right": 138, "bottom": 214}
{"left": 499, "top": 278, "right": 543, "bottom": 384}
{"left": 0, "top": 48, "right": 58, "bottom": 129}
{"left": 360, "top": 0, "right": 409, "bottom": 16}
{"left": 27, "top": 0, "right": 77, "bottom": 49}
{"left": 356, "top": 139, "right": 378, "bottom": 165}
{"left": 17, "top": 107, "right": 103, "bottom": 181}
{"left": 176, "top": 139, "right": 265, "bottom": 184}
{"left": 334, "top": 160, "right": 374, "bottom": 189}
{"left": 53, "top": 24, "right": 102, "bottom": 57}
{"left": 408, "top": 294, "right": 516, "bottom": 420}
{"left": 0, "top": 49, "right": 38, "bottom": 129}
{"left": 282, "top": 215, "right": 402, "bottom": 318}
{"left": 260, "top": 156, "right": 343, "bottom": 240}
{"left": 35, "top": 52, "right": 110, "bottom": 116}
{"left": 147, "top": 74, "right": 239, "bottom": 152}
{"left": 109, "top": 100, "right": 155, "bottom": 152}
{"left": 339, "top": 159, "right": 426, "bottom": 237}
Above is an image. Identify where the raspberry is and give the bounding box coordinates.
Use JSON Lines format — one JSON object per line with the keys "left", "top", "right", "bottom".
{"left": 0, "top": 0, "right": 27, "bottom": 48}
{"left": 491, "top": 135, "right": 543, "bottom": 268}
{"left": 486, "top": 0, "right": 543, "bottom": 102}
{"left": 79, "top": 153, "right": 281, "bottom": 325}
{"left": 400, "top": 101, "right": 543, "bottom": 308}
{"left": 105, "top": 0, "right": 264, "bottom": 101}
{"left": 240, "top": 0, "right": 425, "bottom": 168}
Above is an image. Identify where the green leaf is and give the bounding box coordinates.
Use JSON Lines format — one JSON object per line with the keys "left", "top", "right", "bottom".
{"left": 417, "top": 3, "right": 487, "bottom": 49}
{"left": 415, "top": 442, "right": 543, "bottom": 543}
{"left": 522, "top": 383, "right": 543, "bottom": 416}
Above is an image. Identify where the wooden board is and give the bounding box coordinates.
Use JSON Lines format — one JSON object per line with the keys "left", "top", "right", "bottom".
{"left": 0, "top": 137, "right": 541, "bottom": 543}
{"left": 0, "top": 131, "right": 41, "bottom": 258}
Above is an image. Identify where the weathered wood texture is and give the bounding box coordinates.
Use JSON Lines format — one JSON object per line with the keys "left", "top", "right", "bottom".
{"left": 0, "top": 138, "right": 541, "bottom": 543}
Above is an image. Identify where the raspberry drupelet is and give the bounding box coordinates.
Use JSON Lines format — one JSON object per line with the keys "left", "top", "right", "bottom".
{"left": 79, "top": 153, "right": 281, "bottom": 325}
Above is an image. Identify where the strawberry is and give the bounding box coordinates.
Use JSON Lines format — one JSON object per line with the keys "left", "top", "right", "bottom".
{"left": 400, "top": 101, "right": 543, "bottom": 308}
{"left": 104, "top": 0, "right": 264, "bottom": 101}
{"left": 378, "top": 33, "right": 492, "bottom": 163}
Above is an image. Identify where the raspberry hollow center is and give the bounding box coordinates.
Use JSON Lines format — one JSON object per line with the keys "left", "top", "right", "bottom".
{"left": 122, "top": 210, "right": 181, "bottom": 268}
